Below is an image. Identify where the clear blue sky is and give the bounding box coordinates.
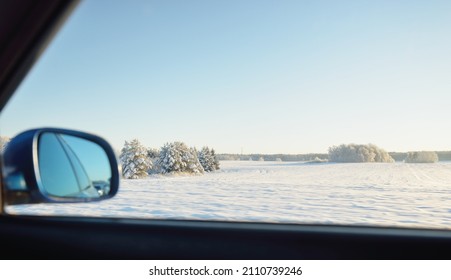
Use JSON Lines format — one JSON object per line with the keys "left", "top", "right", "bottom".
{"left": 1, "top": 0, "right": 451, "bottom": 154}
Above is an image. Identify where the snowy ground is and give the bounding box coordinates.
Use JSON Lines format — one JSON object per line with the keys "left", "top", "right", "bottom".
{"left": 7, "top": 161, "right": 451, "bottom": 229}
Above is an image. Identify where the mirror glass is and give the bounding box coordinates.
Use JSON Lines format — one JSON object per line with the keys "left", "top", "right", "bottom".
{"left": 37, "top": 132, "right": 112, "bottom": 198}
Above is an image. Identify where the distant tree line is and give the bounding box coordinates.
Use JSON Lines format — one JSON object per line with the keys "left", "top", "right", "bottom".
{"left": 390, "top": 151, "right": 451, "bottom": 162}
{"left": 219, "top": 145, "right": 450, "bottom": 163}
{"left": 217, "top": 153, "right": 329, "bottom": 162}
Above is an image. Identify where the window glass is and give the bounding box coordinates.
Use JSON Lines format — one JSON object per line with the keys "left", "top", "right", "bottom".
{"left": 2, "top": 0, "right": 451, "bottom": 229}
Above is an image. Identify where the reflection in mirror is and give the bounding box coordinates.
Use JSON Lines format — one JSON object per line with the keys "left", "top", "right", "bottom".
{"left": 38, "top": 132, "right": 112, "bottom": 199}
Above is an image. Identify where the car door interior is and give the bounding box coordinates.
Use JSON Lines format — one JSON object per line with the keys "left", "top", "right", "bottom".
{"left": 1, "top": 0, "right": 451, "bottom": 260}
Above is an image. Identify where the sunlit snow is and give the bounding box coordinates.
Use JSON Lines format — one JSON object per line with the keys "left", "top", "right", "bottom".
{"left": 7, "top": 161, "right": 451, "bottom": 229}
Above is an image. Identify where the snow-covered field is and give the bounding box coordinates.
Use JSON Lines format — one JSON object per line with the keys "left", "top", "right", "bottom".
{"left": 7, "top": 161, "right": 451, "bottom": 229}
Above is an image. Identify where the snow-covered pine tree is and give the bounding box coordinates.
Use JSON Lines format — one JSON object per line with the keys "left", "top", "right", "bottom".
{"left": 198, "top": 147, "right": 220, "bottom": 172}
{"left": 158, "top": 142, "right": 202, "bottom": 174}
{"left": 198, "top": 146, "right": 214, "bottom": 172}
{"left": 119, "top": 139, "right": 152, "bottom": 179}
{"left": 158, "top": 142, "right": 183, "bottom": 173}
{"left": 147, "top": 148, "right": 159, "bottom": 159}
{"left": 211, "top": 148, "right": 220, "bottom": 170}
{"left": 187, "top": 147, "right": 204, "bottom": 174}
{"left": 147, "top": 147, "right": 161, "bottom": 174}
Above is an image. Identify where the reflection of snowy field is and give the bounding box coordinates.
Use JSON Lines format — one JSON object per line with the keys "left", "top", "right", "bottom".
{"left": 7, "top": 161, "right": 451, "bottom": 229}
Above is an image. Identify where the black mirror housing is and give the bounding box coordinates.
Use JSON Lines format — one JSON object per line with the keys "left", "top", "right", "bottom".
{"left": 2, "top": 128, "right": 119, "bottom": 205}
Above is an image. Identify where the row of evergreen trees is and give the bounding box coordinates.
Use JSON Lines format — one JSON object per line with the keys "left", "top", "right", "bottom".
{"left": 119, "top": 139, "right": 220, "bottom": 179}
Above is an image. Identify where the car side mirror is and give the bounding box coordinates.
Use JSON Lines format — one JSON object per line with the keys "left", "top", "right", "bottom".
{"left": 2, "top": 128, "right": 119, "bottom": 205}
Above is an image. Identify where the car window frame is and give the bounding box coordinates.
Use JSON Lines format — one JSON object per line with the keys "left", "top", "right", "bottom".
{"left": 0, "top": 0, "right": 80, "bottom": 215}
